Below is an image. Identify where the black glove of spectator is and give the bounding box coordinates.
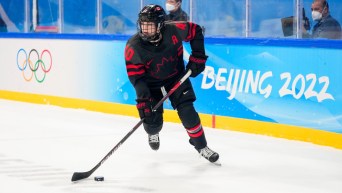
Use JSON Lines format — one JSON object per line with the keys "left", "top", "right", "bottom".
{"left": 186, "top": 54, "right": 208, "bottom": 77}
{"left": 136, "top": 98, "right": 155, "bottom": 124}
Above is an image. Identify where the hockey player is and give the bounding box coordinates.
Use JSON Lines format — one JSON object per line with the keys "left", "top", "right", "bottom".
{"left": 124, "top": 4, "right": 219, "bottom": 164}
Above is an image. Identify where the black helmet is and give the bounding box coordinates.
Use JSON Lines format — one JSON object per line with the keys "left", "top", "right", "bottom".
{"left": 137, "top": 4, "right": 166, "bottom": 42}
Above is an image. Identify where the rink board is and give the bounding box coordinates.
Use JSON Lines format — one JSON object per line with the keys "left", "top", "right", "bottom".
{"left": 1, "top": 90, "right": 342, "bottom": 150}
{"left": 0, "top": 34, "right": 341, "bottom": 149}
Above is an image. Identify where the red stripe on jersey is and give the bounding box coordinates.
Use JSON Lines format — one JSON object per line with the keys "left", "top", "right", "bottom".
{"left": 185, "top": 22, "right": 197, "bottom": 41}
{"left": 175, "top": 23, "right": 187, "bottom": 30}
{"left": 128, "top": 70, "right": 145, "bottom": 76}
{"left": 126, "top": 64, "right": 144, "bottom": 69}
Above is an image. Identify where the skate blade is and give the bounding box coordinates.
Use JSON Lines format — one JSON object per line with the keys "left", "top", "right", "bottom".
{"left": 211, "top": 160, "right": 222, "bottom": 166}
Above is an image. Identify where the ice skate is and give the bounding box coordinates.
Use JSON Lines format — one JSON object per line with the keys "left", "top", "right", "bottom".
{"left": 148, "top": 133, "right": 160, "bottom": 151}
{"left": 198, "top": 146, "right": 221, "bottom": 166}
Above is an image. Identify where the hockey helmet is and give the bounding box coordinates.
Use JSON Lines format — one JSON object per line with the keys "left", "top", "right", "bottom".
{"left": 137, "top": 4, "right": 166, "bottom": 42}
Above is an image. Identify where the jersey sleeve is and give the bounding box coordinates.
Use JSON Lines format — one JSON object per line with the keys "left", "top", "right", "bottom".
{"left": 173, "top": 22, "right": 206, "bottom": 56}
{"left": 124, "top": 42, "right": 151, "bottom": 100}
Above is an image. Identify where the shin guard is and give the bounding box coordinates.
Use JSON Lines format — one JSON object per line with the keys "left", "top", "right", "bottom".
{"left": 177, "top": 102, "right": 207, "bottom": 149}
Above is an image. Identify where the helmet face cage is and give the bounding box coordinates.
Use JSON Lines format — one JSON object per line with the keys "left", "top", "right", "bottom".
{"left": 137, "top": 5, "right": 166, "bottom": 42}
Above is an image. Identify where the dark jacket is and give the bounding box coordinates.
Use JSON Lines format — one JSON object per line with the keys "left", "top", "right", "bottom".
{"left": 312, "top": 14, "right": 341, "bottom": 39}
{"left": 165, "top": 8, "right": 189, "bottom": 22}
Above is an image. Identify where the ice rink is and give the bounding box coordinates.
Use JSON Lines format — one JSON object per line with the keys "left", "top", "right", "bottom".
{"left": 1, "top": 99, "right": 342, "bottom": 193}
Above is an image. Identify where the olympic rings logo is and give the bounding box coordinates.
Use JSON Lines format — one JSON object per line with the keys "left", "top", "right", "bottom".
{"left": 16, "top": 48, "right": 53, "bottom": 83}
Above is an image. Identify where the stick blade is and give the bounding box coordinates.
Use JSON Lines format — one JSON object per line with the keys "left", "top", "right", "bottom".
{"left": 71, "top": 171, "right": 92, "bottom": 182}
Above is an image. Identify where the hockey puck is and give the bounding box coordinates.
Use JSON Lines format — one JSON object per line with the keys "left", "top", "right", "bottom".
{"left": 94, "top": 176, "right": 104, "bottom": 181}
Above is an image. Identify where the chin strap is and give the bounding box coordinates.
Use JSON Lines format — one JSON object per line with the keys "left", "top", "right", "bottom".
{"left": 149, "top": 33, "right": 163, "bottom": 46}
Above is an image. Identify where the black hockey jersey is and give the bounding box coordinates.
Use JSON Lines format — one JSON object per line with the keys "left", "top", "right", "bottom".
{"left": 125, "top": 21, "right": 205, "bottom": 100}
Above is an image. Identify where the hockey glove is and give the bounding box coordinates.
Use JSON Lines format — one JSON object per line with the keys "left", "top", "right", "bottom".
{"left": 186, "top": 54, "right": 208, "bottom": 77}
{"left": 136, "top": 98, "right": 155, "bottom": 124}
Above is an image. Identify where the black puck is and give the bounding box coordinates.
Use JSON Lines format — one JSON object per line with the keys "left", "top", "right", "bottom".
{"left": 94, "top": 176, "right": 104, "bottom": 181}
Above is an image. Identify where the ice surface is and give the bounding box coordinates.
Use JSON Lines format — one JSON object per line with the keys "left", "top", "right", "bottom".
{"left": 0, "top": 99, "right": 342, "bottom": 193}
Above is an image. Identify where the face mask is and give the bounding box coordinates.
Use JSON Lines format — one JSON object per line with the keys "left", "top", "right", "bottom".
{"left": 311, "top": 10, "right": 322, "bottom": 21}
{"left": 165, "top": 3, "right": 175, "bottom": 11}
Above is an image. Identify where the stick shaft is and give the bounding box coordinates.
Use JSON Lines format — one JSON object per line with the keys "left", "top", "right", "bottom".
{"left": 71, "top": 70, "right": 192, "bottom": 182}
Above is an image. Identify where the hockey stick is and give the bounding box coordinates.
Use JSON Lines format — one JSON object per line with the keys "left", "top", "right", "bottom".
{"left": 71, "top": 70, "right": 192, "bottom": 182}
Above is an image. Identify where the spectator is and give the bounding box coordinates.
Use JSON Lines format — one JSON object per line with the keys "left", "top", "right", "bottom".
{"left": 165, "top": 0, "right": 189, "bottom": 21}
{"left": 303, "top": 0, "right": 341, "bottom": 39}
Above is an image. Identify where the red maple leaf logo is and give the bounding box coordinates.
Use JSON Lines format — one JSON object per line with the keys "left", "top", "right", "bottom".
{"left": 149, "top": 56, "right": 179, "bottom": 79}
